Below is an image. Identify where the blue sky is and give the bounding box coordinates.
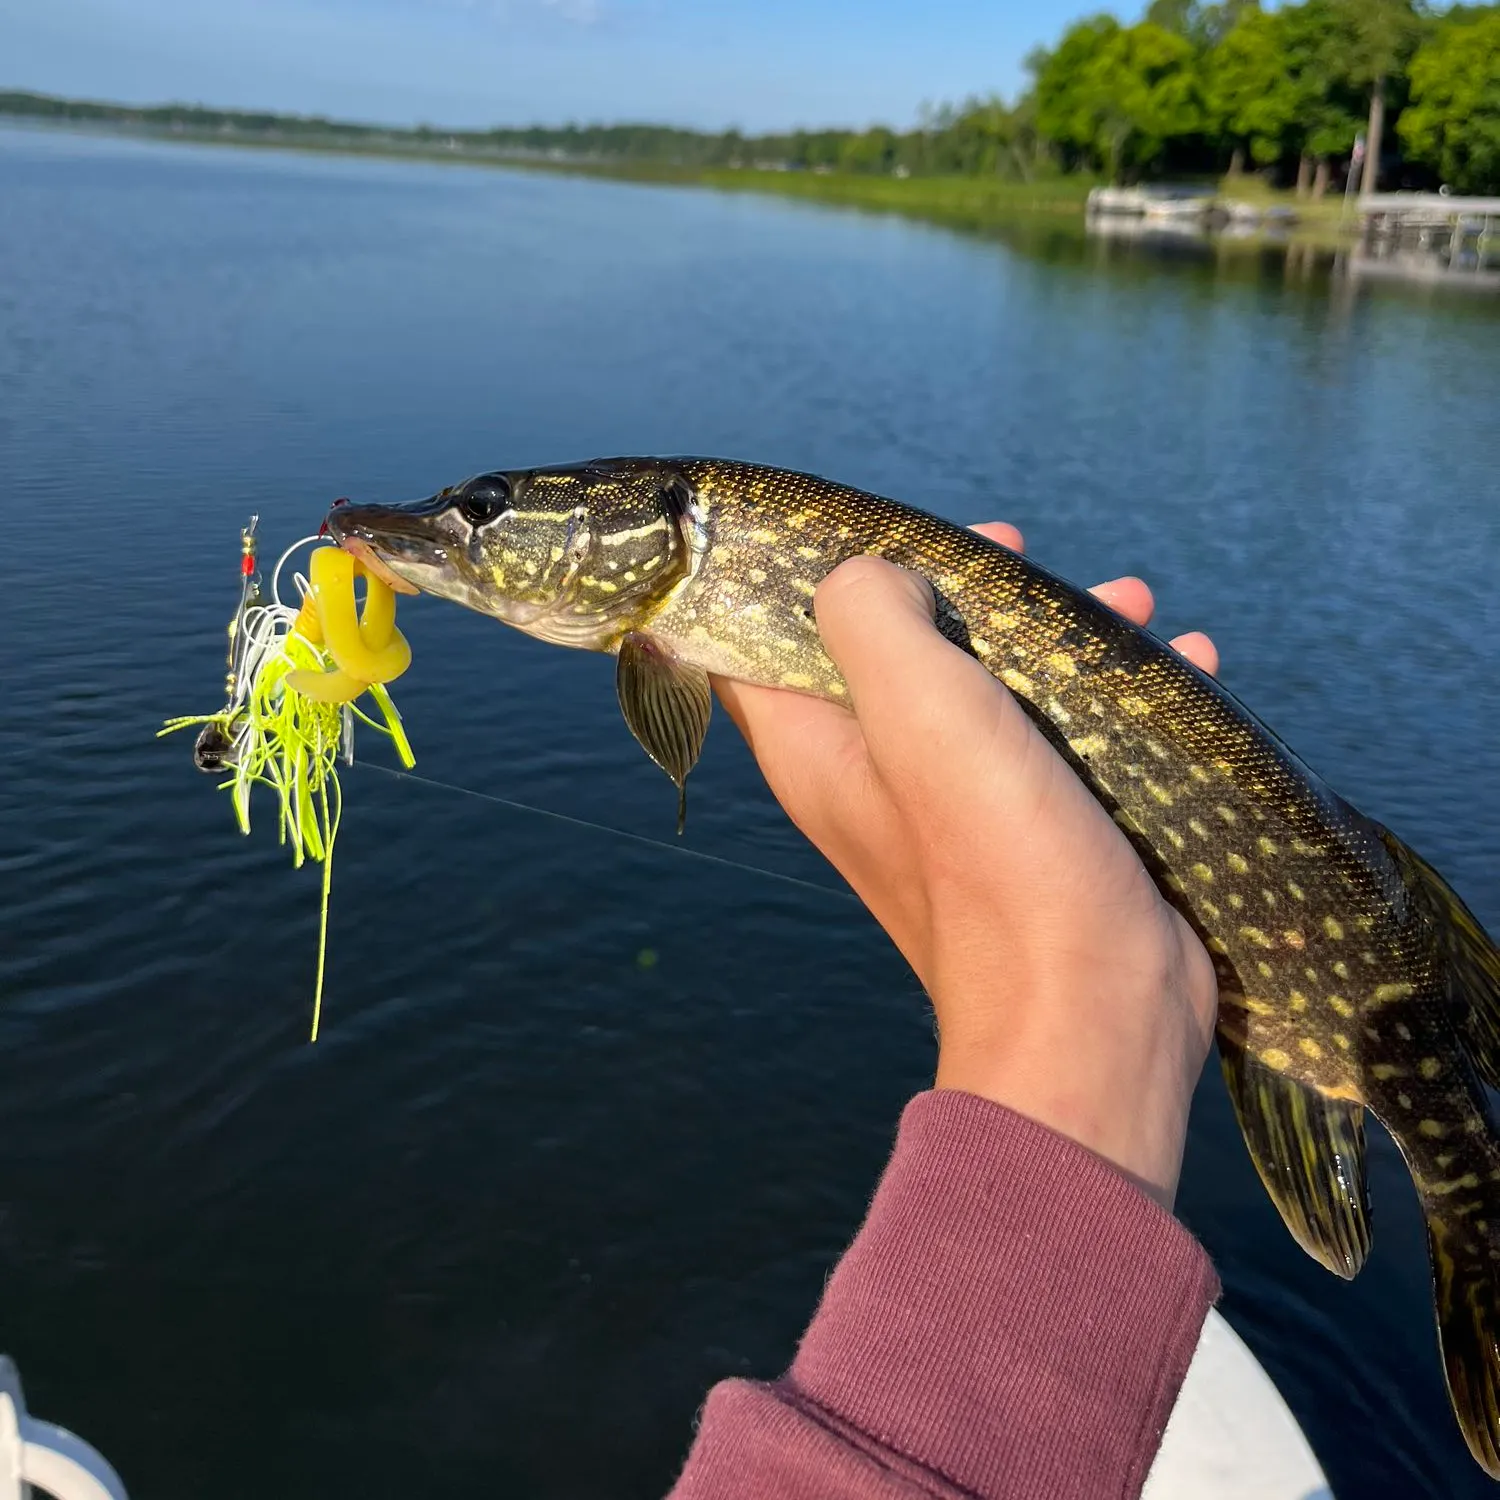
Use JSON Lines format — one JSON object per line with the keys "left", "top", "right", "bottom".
{"left": 2, "top": 0, "right": 1134, "bottom": 133}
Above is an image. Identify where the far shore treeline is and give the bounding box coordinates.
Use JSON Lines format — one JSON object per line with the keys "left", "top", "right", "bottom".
{"left": 5, "top": 1, "right": 1500, "bottom": 196}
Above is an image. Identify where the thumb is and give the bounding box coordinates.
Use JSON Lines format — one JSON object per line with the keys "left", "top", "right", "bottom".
{"left": 813, "top": 556, "right": 1028, "bottom": 779}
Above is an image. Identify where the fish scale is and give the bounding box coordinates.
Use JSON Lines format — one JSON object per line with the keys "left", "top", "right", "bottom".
{"left": 331, "top": 455, "right": 1500, "bottom": 1479}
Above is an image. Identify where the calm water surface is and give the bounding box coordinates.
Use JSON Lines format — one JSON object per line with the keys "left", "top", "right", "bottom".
{"left": 3, "top": 126, "right": 1500, "bottom": 1500}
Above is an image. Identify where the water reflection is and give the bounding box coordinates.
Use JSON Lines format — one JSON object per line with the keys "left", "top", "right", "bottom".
{"left": 1084, "top": 196, "right": 1500, "bottom": 294}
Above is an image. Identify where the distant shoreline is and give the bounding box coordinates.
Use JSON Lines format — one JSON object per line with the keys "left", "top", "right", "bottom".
{"left": 1, "top": 110, "right": 1350, "bottom": 252}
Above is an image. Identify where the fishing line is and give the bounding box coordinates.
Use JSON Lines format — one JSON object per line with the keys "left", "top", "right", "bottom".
{"left": 354, "top": 761, "right": 861, "bottom": 904}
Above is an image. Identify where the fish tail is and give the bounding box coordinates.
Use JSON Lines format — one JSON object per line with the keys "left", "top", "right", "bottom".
{"left": 1375, "top": 821, "right": 1500, "bottom": 1088}
{"left": 1425, "top": 1150, "right": 1500, "bottom": 1478}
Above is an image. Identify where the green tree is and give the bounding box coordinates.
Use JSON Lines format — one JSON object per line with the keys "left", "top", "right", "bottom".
{"left": 1034, "top": 17, "right": 1203, "bottom": 179}
{"left": 1205, "top": 7, "right": 1304, "bottom": 167}
{"left": 1398, "top": 8, "right": 1500, "bottom": 192}
{"left": 1327, "top": 0, "right": 1426, "bottom": 192}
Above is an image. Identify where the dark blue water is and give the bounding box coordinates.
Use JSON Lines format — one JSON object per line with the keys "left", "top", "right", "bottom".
{"left": 3, "top": 124, "right": 1499, "bottom": 1500}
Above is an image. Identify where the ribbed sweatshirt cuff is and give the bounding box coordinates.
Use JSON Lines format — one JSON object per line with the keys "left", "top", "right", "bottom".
{"left": 783, "top": 1089, "right": 1220, "bottom": 1500}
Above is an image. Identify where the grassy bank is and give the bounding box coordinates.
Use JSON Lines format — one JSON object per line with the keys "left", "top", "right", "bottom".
{"left": 4, "top": 114, "right": 1353, "bottom": 250}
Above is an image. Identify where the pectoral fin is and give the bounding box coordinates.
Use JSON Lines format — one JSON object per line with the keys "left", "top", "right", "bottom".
{"left": 1220, "top": 1038, "right": 1371, "bottom": 1279}
{"left": 616, "top": 631, "right": 712, "bottom": 835}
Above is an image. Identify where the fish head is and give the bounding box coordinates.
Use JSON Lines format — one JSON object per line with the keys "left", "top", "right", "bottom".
{"left": 326, "top": 460, "right": 702, "bottom": 650}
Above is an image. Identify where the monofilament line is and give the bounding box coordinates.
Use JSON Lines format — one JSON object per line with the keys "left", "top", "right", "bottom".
{"left": 355, "top": 762, "right": 860, "bottom": 903}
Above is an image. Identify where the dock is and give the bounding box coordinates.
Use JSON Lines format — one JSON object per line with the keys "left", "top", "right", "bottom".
{"left": 1354, "top": 194, "right": 1500, "bottom": 281}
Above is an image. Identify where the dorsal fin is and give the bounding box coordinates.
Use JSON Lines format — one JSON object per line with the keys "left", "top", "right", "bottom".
{"left": 1374, "top": 822, "right": 1500, "bottom": 1090}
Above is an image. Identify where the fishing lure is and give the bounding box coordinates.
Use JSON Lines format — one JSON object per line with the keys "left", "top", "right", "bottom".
{"left": 161, "top": 516, "right": 417, "bottom": 1039}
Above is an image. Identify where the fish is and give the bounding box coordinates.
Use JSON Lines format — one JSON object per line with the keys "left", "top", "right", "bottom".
{"left": 328, "top": 456, "right": 1500, "bottom": 1476}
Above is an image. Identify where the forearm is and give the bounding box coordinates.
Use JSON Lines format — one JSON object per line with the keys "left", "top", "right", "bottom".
{"left": 669, "top": 1090, "right": 1220, "bottom": 1500}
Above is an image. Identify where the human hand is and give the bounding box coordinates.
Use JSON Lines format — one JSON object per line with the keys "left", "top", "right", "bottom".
{"left": 714, "top": 524, "right": 1221, "bottom": 1210}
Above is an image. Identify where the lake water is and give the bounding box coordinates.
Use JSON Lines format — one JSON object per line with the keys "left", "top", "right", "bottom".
{"left": 3, "top": 124, "right": 1499, "bottom": 1500}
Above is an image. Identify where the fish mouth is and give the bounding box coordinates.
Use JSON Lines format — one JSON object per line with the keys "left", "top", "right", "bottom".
{"left": 324, "top": 500, "right": 445, "bottom": 596}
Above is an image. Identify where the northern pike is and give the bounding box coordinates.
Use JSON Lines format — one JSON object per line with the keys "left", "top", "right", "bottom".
{"left": 328, "top": 457, "right": 1500, "bottom": 1477}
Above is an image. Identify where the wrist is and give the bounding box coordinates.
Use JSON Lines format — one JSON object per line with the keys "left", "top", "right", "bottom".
{"left": 932, "top": 997, "right": 1200, "bottom": 1211}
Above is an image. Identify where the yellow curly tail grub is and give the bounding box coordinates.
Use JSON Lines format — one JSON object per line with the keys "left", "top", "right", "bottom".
{"left": 286, "top": 546, "right": 411, "bottom": 702}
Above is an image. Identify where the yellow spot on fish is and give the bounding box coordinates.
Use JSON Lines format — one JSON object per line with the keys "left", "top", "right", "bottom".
{"left": 1257, "top": 836, "right": 1278, "bottom": 856}
{"left": 1207, "top": 936, "right": 1229, "bottom": 955}
{"left": 1245, "top": 997, "right": 1276, "bottom": 1016}
{"left": 1284, "top": 929, "right": 1305, "bottom": 949}
{"left": 751, "top": 529, "right": 780, "bottom": 544}
{"left": 1420, "top": 1120, "right": 1448, "bottom": 1139}
{"left": 782, "top": 672, "right": 814, "bottom": 689}
{"left": 1048, "top": 652, "right": 1078, "bottom": 678}
{"left": 1260, "top": 1048, "right": 1292, "bottom": 1070}
{"left": 1396, "top": 1023, "right": 1413, "bottom": 1041}
{"left": 1239, "top": 925, "right": 1274, "bottom": 948}
{"left": 1164, "top": 827, "right": 1185, "bottom": 850}
{"left": 1202, "top": 900, "right": 1221, "bottom": 919}
{"left": 1163, "top": 872, "right": 1186, "bottom": 894}
{"left": 1189, "top": 764, "right": 1211, "bottom": 783}
{"left": 1227, "top": 853, "right": 1249, "bottom": 874}
{"left": 1229, "top": 893, "right": 1245, "bottom": 910}
{"left": 597, "top": 579, "right": 617, "bottom": 594}
{"left": 988, "top": 611, "right": 1019, "bottom": 632}
{"left": 1192, "top": 863, "right": 1214, "bottom": 884}
{"left": 549, "top": 546, "right": 564, "bottom": 563}
{"left": 1121, "top": 695, "right": 1153, "bottom": 717}
{"left": 1263, "top": 890, "right": 1278, "bottom": 909}
{"left": 1333, "top": 1033, "right": 1351, "bottom": 1050}
{"left": 1256, "top": 961, "right": 1274, "bottom": 979}
{"left": 1327, "top": 995, "right": 1354, "bottom": 1017}
{"left": 1046, "top": 697, "right": 1071, "bottom": 724}
{"left": 1361, "top": 951, "right": 1378, "bottom": 966}
{"left": 1332, "top": 960, "right": 1350, "bottom": 980}
{"left": 1398, "top": 1093, "right": 1413, "bottom": 1109}
{"left": 1217, "top": 805, "right": 1237, "bottom": 824}
{"left": 1290, "top": 989, "right": 1309, "bottom": 1012}
{"left": 796, "top": 546, "right": 820, "bottom": 561}
{"left": 1287, "top": 881, "right": 1305, "bottom": 901}
{"left": 1299, "top": 1038, "right": 1324, "bottom": 1060}
{"left": 970, "top": 636, "right": 992, "bottom": 655}
{"left": 1373, "top": 982, "right": 1414, "bottom": 1005}
{"left": 748, "top": 567, "right": 767, "bottom": 585}
{"left": 502, "top": 550, "right": 519, "bottom": 566}
{"left": 1067, "top": 734, "right": 1108, "bottom": 759}
{"left": 776, "top": 638, "right": 798, "bottom": 653}
{"left": 1145, "top": 780, "right": 1173, "bottom": 806}
{"left": 1323, "top": 916, "right": 1345, "bottom": 940}
{"left": 1420, "top": 1058, "right": 1442, "bottom": 1080}
{"left": 1291, "top": 837, "right": 1320, "bottom": 856}
{"left": 622, "top": 570, "right": 637, "bottom": 583}
{"left": 1304, "top": 967, "right": 1319, "bottom": 982}
{"left": 1001, "top": 669, "right": 1035, "bottom": 696}
{"left": 1372, "top": 1063, "right": 1404, "bottom": 1080}
{"left": 1188, "top": 818, "right": 1209, "bottom": 839}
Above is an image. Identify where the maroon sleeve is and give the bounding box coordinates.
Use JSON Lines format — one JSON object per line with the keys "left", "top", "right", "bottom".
{"left": 668, "top": 1089, "right": 1220, "bottom": 1500}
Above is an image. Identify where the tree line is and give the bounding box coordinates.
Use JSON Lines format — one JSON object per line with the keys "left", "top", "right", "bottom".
{"left": 4, "top": 2, "right": 1498, "bottom": 194}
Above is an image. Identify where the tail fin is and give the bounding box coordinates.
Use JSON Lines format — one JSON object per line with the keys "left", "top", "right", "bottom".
{"left": 1374, "top": 821, "right": 1500, "bottom": 1089}
{"left": 1428, "top": 1201, "right": 1500, "bottom": 1478}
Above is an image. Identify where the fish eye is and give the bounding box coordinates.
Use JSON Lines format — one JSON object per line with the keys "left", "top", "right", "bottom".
{"left": 456, "top": 475, "right": 512, "bottom": 525}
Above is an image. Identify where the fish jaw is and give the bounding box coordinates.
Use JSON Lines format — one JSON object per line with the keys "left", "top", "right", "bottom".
{"left": 326, "top": 498, "right": 468, "bottom": 603}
